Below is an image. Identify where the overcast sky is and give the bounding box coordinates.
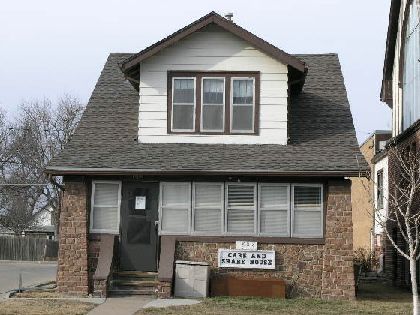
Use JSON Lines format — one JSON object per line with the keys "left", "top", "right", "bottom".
{"left": 0, "top": 0, "right": 391, "bottom": 143}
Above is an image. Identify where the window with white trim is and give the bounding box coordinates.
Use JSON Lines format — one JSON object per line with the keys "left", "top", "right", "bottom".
{"left": 90, "top": 181, "right": 121, "bottom": 234}
{"left": 231, "top": 78, "right": 255, "bottom": 133}
{"left": 171, "top": 78, "right": 196, "bottom": 132}
{"left": 159, "top": 182, "right": 323, "bottom": 238}
{"left": 292, "top": 185, "right": 323, "bottom": 238}
{"left": 259, "top": 184, "right": 290, "bottom": 236}
{"left": 226, "top": 184, "right": 256, "bottom": 234}
{"left": 160, "top": 182, "right": 191, "bottom": 233}
{"left": 201, "top": 78, "right": 225, "bottom": 132}
{"left": 193, "top": 183, "right": 223, "bottom": 233}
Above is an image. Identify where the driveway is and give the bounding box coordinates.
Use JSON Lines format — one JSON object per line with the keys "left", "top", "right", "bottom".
{"left": 0, "top": 261, "right": 57, "bottom": 295}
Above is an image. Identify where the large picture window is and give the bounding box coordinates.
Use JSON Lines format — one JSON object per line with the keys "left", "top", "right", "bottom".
{"left": 90, "top": 181, "right": 121, "bottom": 234}
{"left": 168, "top": 72, "right": 259, "bottom": 134}
{"left": 159, "top": 182, "right": 323, "bottom": 238}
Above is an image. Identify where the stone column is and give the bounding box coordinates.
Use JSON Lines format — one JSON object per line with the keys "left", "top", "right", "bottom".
{"left": 321, "top": 179, "right": 355, "bottom": 299}
{"left": 57, "top": 177, "right": 89, "bottom": 295}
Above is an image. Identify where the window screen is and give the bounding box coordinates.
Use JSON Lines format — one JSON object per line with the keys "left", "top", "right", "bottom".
{"left": 231, "top": 79, "right": 254, "bottom": 133}
{"left": 259, "top": 184, "right": 289, "bottom": 235}
{"left": 160, "top": 182, "right": 190, "bottom": 233}
{"left": 172, "top": 78, "right": 195, "bottom": 131}
{"left": 201, "top": 78, "right": 224, "bottom": 131}
{"left": 226, "top": 184, "right": 256, "bottom": 233}
{"left": 91, "top": 182, "right": 120, "bottom": 233}
{"left": 193, "top": 183, "right": 223, "bottom": 233}
{"left": 292, "top": 185, "right": 322, "bottom": 237}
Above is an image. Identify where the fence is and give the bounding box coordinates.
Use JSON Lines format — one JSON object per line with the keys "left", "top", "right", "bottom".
{"left": 0, "top": 236, "right": 58, "bottom": 261}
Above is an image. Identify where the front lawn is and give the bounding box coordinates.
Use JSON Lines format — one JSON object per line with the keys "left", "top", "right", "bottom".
{"left": 137, "top": 282, "right": 412, "bottom": 315}
{"left": 0, "top": 299, "right": 95, "bottom": 315}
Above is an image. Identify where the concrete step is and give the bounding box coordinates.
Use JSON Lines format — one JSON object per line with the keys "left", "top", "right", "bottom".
{"left": 109, "top": 288, "right": 156, "bottom": 296}
{"left": 113, "top": 271, "right": 157, "bottom": 279}
{"left": 111, "top": 279, "right": 158, "bottom": 287}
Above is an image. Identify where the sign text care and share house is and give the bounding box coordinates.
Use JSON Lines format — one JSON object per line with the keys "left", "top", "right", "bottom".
{"left": 218, "top": 248, "right": 275, "bottom": 270}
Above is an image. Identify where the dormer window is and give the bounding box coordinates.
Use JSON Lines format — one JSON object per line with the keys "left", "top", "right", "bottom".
{"left": 168, "top": 71, "right": 259, "bottom": 134}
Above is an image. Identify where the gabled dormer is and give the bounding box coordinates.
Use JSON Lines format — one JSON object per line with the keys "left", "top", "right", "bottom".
{"left": 120, "top": 12, "right": 307, "bottom": 145}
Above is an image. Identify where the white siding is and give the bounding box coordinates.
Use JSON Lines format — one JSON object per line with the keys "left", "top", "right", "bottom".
{"left": 391, "top": 0, "right": 411, "bottom": 136}
{"left": 138, "top": 25, "right": 289, "bottom": 144}
{"left": 373, "top": 156, "right": 388, "bottom": 235}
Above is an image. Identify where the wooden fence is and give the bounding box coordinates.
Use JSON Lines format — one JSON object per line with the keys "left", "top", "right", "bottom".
{"left": 0, "top": 236, "right": 58, "bottom": 261}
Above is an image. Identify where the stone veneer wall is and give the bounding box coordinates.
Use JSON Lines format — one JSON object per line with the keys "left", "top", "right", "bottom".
{"left": 175, "top": 180, "right": 355, "bottom": 299}
{"left": 57, "top": 178, "right": 89, "bottom": 295}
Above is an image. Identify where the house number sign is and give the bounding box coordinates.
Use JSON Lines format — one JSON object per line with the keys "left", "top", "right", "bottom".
{"left": 218, "top": 248, "right": 275, "bottom": 270}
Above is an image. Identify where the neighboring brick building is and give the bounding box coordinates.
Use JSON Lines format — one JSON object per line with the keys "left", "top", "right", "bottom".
{"left": 351, "top": 131, "right": 391, "bottom": 252}
{"left": 380, "top": 0, "right": 420, "bottom": 286}
{"left": 46, "top": 12, "right": 367, "bottom": 299}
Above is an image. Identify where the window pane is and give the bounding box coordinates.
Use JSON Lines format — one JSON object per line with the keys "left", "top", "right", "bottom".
{"left": 233, "top": 79, "right": 254, "bottom": 104}
{"left": 195, "top": 184, "right": 222, "bottom": 207}
{"left": 260, "top": 210, "right": 288, "bottom": 234}
{"left": 227, "top": 209, "right": 254, "bottom": 233}
{"left": 194, "top": 183, "right": 222, "bottom": 233}
{"left": 92, "top": 206, "right": 118, "bottom": 231}
{"left": 202, "top": 105, "right": 223, "bottom": 131}
{"left": 162, "top": 183, "right": 190, "bottom": 207}
{"left": 203, "top": 79, "right": 224, "bottom": 104}
{"left": 227, "top": 185, "right": 255, "bottom": 208}
{"left": 195, "top": 209, "right": 221, "bottom": 232}
{"left": 294, "top": 186, "right": 321, "bottom": 210}
{"left": 93, "top": 183, "right": 119, "bottom": 206}
{"left": 173, "top": 104, "right": 194, "bottom": 130}
{"left": 161, "top": 208, "right": 188, "bottom": 232}
{"left": 173, "top": 79, "right": 194, "bottom": 104}
{"left": 232, "top": 106, "right": 253, "bottom": 131}
{"left": 293, "top": 211, "right": 321, "bottom": 236}
{"left": 260, "top": 185, "right": 288, "bottom": 208}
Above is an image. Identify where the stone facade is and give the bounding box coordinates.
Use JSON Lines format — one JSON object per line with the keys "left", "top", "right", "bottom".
{"left": 175, "top": 180, "right": 355, "bottom": 299}
{"left": 57, "top": 178, "right": 89, "bottom": 295}
{"left": 58, "top": 178, "right": 354, "bottom": 299}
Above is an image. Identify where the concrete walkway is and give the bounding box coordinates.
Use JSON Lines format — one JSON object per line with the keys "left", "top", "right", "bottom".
{"left": 144, "top": 298, "right": 201, "bottom": 308}
{"left": 87, "top": 296, "right": 154, "bottom": 315}
{"left": 87, "top": 296, "right": 202, "bottom": 315}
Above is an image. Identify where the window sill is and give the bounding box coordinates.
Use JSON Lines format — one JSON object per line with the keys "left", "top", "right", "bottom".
{"left": 172, "top": 235, "right": 325, "bottom": 245}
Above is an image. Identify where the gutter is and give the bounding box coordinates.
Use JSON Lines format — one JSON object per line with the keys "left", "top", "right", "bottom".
{"left": 44, "top": 166, "right": 368, "bottom": 178}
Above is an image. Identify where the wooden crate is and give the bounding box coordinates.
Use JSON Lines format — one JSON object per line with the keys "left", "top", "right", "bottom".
{"left": 211, "top": 275, "right": 286, "bottom": 298}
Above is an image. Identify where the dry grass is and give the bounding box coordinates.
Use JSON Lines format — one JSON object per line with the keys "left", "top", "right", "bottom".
{"left": 136, "top": 282, "right": 412, "bottom": 315}
{"left": 13, "top": 291, "right": 62, "bottom": 299}
{"left": 0, "top": 299, "right": 95, "bottom": 315}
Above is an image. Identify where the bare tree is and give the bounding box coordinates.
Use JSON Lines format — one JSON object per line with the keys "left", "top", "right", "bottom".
{"left": 0, "top": 95, "right": 84, "bottom": 235}
{"left": 365, "top": 143, "right": 420, "bottom": 315}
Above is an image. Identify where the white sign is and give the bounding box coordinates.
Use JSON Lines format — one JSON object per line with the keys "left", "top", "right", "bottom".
{"left": 236, "top": 241, "right": 257, "bottom": 250}
{"left": 135, "top": 196, "right": 146, "bottom": 210}
{"left": 218, "top": 249, "right": 275, "bottom": 270}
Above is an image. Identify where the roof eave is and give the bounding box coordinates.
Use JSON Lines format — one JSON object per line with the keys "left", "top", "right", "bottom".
{"left": 120, "top": 11, "right": 306, "bottom": 75}
{"left": 45, "top": 166, "right": 367, "bottom": 178}
{"left": 380, "top": 0, "right": 401, "bottom": 107}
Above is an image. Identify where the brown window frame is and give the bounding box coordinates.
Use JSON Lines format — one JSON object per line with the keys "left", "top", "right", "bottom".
{"left": 167, "top": 71, "right": 260, "bottom": 135}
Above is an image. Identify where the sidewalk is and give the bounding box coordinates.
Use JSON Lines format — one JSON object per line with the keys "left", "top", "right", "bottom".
{"left": 87, "top": 296, "right": 154, "bottom": 315}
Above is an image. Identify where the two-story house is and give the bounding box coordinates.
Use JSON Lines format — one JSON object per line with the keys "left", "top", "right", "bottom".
{"left": 46, "top": 12, "right": 365, "bottom": 299}
{"left": 380, "top": 0, "right": 420, "bottom": 286}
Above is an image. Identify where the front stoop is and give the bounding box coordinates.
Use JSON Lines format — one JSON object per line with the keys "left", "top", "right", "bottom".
{"left": 109, "top": 271, "right": 158, "bottom": 296}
